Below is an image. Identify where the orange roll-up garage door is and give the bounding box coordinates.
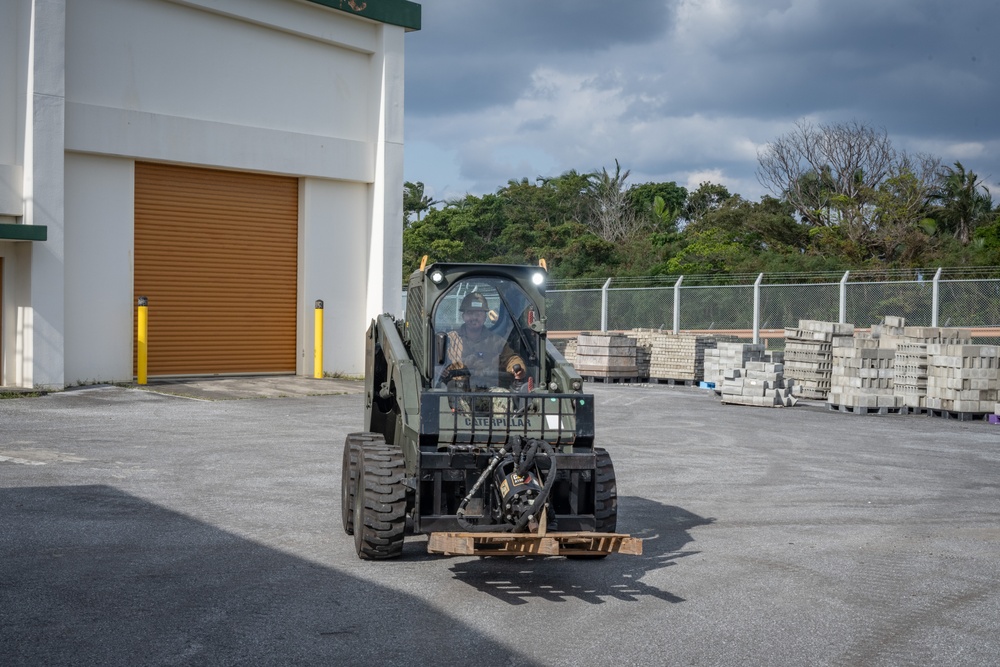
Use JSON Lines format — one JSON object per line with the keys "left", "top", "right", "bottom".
{"left": 134, "top": 162, "right": 298, "bottom": 376}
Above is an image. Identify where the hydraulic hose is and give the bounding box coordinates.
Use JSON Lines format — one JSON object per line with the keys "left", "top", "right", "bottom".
{"left": 454, "top": 437, "right": 559, "bottom": 533}
{"left": 456, "top": 446, "right": 509, "bottom": 532}
{"left": 511, "top": 438, "right": 557, "bottom": 532}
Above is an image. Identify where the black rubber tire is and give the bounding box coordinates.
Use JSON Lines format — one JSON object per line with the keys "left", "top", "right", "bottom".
{"left": 353, "top": 441, "right": 406, "bottom": 560}
{"left": 568, "top": 447, "right": 617, "bottom": 560}
{"left": 341, "top": 433, "right": 378, "bottom": 535}
{"left": 593, "top": 447, "right": 618, "bottom": 533}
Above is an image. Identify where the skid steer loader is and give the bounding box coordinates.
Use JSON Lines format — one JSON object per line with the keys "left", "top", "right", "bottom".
{"left": 341, "top": 261, "right": 641, "bottom": 559}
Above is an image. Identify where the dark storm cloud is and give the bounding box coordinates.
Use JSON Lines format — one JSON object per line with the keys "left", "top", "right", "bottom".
{"left": 644, "top": 0, "right": 1000, "bottom": 138}
{"left": 404, "top": 0, "right": 1000, "bottom": 201}
{"left": 405, "top": 0, "right": 673, "bottom": 114}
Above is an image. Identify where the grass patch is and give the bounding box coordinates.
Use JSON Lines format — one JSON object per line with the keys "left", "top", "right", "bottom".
{"left": 0, "top": 390, "right": 46, "bottom": 399}
{"left": 323, "top": 371, "right": 364, "bottom": 381}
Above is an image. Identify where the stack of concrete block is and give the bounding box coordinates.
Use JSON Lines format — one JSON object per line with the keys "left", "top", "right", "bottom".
{"left": 869, "top": 315, "right": 908, "bottom": 349}
{"left": 720, "top": 362, "right": 796, "bottom": 407}
{"left": 562, "top": 338, "right": 578, "bottom": 368}
{"left": 574, "top": 332, "right": 638, "bottom": 380}
{"left": 642, "top": 332, "right": 736, "bottom": 382}
{"left": 784, "top": 320, "right": 855, "bottom": 399}
{"left": 925, "top": 344, "right": 1000, "bottom": 415}
{"left": 893, "top": 342, "right": 929, "bottom": 409}
{"left": 704, "top": 342, "right": 768, "bottom": 389}
{"left": 629, "top": 329, "right": 659, "bottom": 380}
{"left": 893, "top": 327, "right": 971, "bottom": 410}
{"left": 827, "top": 336, "right": 900, "bottom": 412}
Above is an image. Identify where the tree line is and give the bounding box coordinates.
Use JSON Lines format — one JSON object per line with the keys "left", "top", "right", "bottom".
{"left": 403, "top": 121, "right": 1000, "bottom": 283}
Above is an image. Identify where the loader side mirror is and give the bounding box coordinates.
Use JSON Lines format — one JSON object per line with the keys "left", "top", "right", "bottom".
{"left": 435, "top": 332, "right": 448, "bottom": 364}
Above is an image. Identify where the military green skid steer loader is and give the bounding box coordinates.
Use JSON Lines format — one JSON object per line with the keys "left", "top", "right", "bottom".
{"left": 341, "top": 261, "right": 641, "bottom": 559}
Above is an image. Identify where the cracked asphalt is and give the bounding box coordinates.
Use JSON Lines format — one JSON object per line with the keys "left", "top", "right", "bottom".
{"left": 1, "top": 380, "right": 998, "bottom": 666}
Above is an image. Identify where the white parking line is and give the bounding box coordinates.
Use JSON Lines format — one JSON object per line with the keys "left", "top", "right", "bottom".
{"left": 0, "top": 455, "right": 46, "bottom": 466}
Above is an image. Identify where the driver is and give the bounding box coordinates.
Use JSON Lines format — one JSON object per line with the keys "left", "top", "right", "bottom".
{"left": 444, "top": 292, "right": 527, "bottom": 388}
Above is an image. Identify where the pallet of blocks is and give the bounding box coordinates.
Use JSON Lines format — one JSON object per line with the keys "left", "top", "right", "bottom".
{"left": 893, "top": 326, "right": 971, "bottom": 411}
{"left": 574, "top": 332, "right": 638, "bottom": 381}
{"left": 704, "top": 342, "right": 768, "bottom": 390}
{"left": 628, "top": 329, "right": 660, "bottom": 380}
{"left": 827, "top": 335, "right": 900, "bottom": 414}
{"left": 720, "top": 362, "right": 796, "bottom": 407}
{"left": 562, "top": 338, "right": 579, "bottom": 368}
{"left": 925, "top": 343, "right": 1000, "bottom": 420}
{"left": 867, "top": 315, "right": 907, "bottom": 349}
{"left": 784, "top": 320, "right": 854, "bottom": 399}
{"left": 644, "top": 332, "right": 736, "bottom": 384}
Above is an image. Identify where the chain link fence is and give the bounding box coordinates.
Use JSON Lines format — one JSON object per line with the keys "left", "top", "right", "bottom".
{"left": 547, "top": 273, "right": 1000, "bottom": 344}
{"left": 403, "top": 270, "right": 1000, "bottom": 344}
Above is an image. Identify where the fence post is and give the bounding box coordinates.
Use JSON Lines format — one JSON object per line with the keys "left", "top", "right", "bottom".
{"left": 931, "top": 267, "right": 942, "bottom": 326}
{"left": 673, "top": 276, "right": 683, "bottom": 334}
{"left": 839, "top": 271, "right": 850, "bottom": 324}
{"left": 753, "top": 273, "right": 764, "bottom": 343}
{"left": 601, "top": 278, "right": 611, "bottom": 331}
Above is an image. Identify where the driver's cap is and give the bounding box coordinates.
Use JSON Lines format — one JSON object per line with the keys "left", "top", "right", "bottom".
{"left": 460, "top": 292, "right": 489, "bottom": 312}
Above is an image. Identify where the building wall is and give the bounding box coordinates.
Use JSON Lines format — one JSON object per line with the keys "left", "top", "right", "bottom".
{"left": 66, "top": 0, "right": 375, "bottom": 143}
{"left": 63, "top": 153, "right": 133, "bottom": 383}
{"left": 1, "top": 0, "right": 410, "bottom": 387}
{"left": 0, "top": 2, "right": 24, "bottom": 219}
{"left": 298, "top": 178, "right": 371, "bottom": 376}
{"left": 24, "top": 0, "right": 68, "bottom": 389}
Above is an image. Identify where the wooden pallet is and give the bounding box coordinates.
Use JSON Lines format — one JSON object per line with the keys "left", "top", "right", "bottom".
{"left": 827, "top": 403, "right": 904, "bottom": 416}
{"left": 648, "top": 377, "right": 697, "bottom": 386}
{"left": 928, "top": 409, "right": 990, "bottom": 422}
{"left": 582, "top": 375, "right": 640, "bottom": 384}
{"left": 427, "top": 531, "right": 643, "bottom": 557}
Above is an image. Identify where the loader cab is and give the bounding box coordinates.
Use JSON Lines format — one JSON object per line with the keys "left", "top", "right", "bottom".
{"left": 429, "top": 275, "right": 542, "bottom": 392}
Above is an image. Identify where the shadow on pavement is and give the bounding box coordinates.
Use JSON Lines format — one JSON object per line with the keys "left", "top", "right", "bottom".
{"left": 0, "top": 485, "right": 535, "bottom": 667}
{"left": 447, "top": 496, "right": 714, "bottom": 605}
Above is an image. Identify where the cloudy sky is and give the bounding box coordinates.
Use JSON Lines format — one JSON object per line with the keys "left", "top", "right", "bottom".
{"left": 402, "top": 0, "right": 999, "bottom": 205}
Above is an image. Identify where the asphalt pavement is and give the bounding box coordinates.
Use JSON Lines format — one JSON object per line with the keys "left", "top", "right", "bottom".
{"left": 1, "top": 379, "right": 998, "bottom": 666}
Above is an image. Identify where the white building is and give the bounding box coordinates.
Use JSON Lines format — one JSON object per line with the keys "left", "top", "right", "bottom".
{"left": 0, "top": 0, "right": 420, "bottom": 389}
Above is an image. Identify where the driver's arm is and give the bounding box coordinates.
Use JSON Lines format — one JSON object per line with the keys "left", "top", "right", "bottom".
{"left": 442, "top": 330, "right": 467, "bottom": 375}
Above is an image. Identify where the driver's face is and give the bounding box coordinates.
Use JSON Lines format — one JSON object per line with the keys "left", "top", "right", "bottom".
{"left": 463, "top": 308, "right": 486, "bottom": 333}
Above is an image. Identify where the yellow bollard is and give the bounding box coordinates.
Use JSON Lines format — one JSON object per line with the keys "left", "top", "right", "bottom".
{"left": 137, "top": 296, "right": 148, "bottom": 385}
{"left": 314, "top": 299, "right": 324, "bottom": 379}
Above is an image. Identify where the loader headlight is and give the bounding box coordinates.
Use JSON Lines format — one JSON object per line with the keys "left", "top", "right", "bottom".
{"left": 531, "top": 272, "right": 545, "bottom": 286}
{"left": 430, "top": 270, "right": 444, "bottom": 284}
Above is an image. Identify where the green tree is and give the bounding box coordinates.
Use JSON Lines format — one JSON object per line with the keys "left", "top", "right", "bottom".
{"left": 683, "top": 182, "right": 732, "bottom": 224}
{"left": 627, "top": 181, "right": 687, "bottom": 234}
{"left": 585, "top": 160, "right": 646, "bottom": 243}
{"left": 757, "top": 120, "right": 896, "bottom": 231}
{"left": 668, "top": 195, "right": 809, "bottom": 274}
{"left": 868, "top": 161, "right": 938, "bottom": 264}
{"left": 757, "top": 120, "right": 941, "bottom": 262}
{"left": 666, "top": 227, "right": 750, "bottom": 275}
{"left": 930, "top": 162, "right": 995, "bottom": 245}
{"left": 403, "top": 171, "right": 628, "bottom": 280}
{"left": 403, "top": 181, "right": 440, "bottom": 226}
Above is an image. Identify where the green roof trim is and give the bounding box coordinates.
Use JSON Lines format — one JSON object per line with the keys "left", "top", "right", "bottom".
{"left": 0, "top": 223, "right": 47, "bottom": 242}
{"left": 306, "top": 0, "right": 421, "bottom": 31}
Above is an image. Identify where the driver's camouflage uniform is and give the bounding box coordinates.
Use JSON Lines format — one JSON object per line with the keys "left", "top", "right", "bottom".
{"left": 445, "top": 325, "right": 525, "bottom": 388}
